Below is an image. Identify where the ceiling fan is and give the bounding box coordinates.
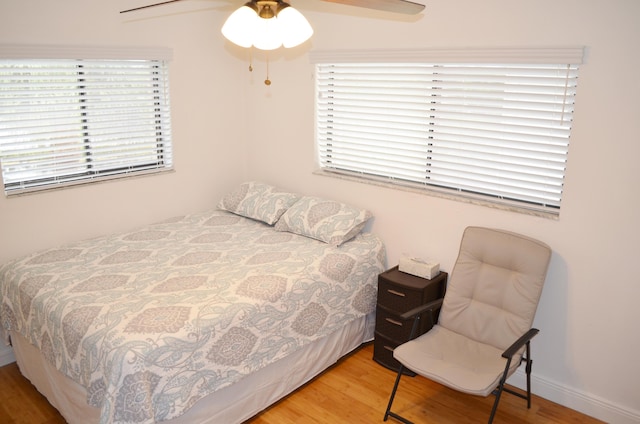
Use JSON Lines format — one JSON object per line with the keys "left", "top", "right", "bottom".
{"left": 120, "top": 0, "right": 425, "bottom": 16}
{"left": 121, "top": 0, "right": 425, "bottom": 84}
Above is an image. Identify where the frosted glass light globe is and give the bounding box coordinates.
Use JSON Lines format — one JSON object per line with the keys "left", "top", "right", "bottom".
{"left": 252, "top": 16, "right": 283, "bottom": 50}
{"left": 221, "top": 5, "right": 259, "bottom": 48}
{"left": 278, "top": 6, "right": 313, "bottom": 48}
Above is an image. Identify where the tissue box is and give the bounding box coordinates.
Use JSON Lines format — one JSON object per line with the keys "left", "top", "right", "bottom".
{"left": 398, "top": 257, "right": 440, "bottom": 279}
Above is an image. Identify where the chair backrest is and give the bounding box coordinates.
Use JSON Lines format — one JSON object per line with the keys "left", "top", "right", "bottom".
{"left": 439, "top": 226, "right": 552, "bottom": 351}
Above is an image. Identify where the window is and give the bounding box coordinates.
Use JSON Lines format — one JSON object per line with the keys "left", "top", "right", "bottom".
{"left": 311, "top": 48, "right": 583, "bottom": 215}
{"left": 0, "top": 45, "right": 173, "bottom": 195}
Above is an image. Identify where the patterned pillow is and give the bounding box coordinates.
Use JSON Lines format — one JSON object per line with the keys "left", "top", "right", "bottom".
{"left": 274, "top": 196, "right": 372, "bottom": 246}
{"left": 217, "top": 181, "right": 299, "bottom": 225}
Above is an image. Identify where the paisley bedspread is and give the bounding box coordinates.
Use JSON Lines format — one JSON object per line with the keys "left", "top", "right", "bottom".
{"left": 0, "top": 209, "right": 385, "bottom": 423}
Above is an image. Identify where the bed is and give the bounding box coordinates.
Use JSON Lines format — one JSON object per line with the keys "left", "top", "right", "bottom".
{"left": 0, "top": 182, "right": 386, "bottom": 424}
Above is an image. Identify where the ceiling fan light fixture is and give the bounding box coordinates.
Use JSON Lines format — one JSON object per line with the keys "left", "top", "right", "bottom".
{"left": 221, "top": 0, "right": 313, "bottom": 50}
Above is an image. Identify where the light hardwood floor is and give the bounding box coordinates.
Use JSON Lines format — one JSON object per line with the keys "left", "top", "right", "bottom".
{"left": 0, "top": 343, "right": 603, "bottom": 424}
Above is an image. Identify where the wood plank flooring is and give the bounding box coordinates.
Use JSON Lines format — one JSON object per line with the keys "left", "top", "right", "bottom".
{"left": 0, "top": 343, "right": 603, "bottom": 424}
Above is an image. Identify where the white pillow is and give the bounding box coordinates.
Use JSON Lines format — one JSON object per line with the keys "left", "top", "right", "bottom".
{"left": 218, "top": 181, "right": 299, "bottom": 225}
{"left": 274, "top": 196, "right": 372, "bottom": 246}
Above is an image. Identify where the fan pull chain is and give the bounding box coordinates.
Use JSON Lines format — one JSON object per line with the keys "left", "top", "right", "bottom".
{"left": 264, "top": 53, "right": 271, "bottom": 85}
{"left": 248, "top": 48, "right": 253, "bottom": 72}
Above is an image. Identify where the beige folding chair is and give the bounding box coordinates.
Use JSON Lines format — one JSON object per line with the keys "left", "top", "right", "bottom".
{"left": 384, "top": 226, "right": 551, "bottom": 423}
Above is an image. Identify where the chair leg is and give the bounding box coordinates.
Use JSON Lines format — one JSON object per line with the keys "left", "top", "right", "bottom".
{"left": 384, "top": 365, "right": 403, "bottom": 421}
{"left": 525, "top": 341, "right": 533, "bottom": 408}
{"left": 384, "top": 365, "right": 413, "bottom": 424}
{"left": 489, "top": 340, "right": 534, "bottom": 423}
{"left": 488, "top": 354, "right": 514, "bottom": 424}
{"left": 488, "top": 380, "right": 505, "bottom": 424}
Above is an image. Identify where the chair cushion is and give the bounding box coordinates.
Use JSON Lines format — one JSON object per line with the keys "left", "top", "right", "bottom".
{"left": 393, "top": 325, "right": 521, "bottom": 397}
{"left": 438, "top": 227, "right": 551, "bottom": 351}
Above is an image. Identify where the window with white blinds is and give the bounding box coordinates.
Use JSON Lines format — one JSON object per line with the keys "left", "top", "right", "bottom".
{"left": 0, "top": 46, "right": 173, "bottom": 195}
{"left": 312, "top": 48, "right": 583, "bottom": 214}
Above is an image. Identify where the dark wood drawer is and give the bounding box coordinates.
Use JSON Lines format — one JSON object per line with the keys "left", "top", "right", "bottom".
{"left": 373, "top": 332, "right": 415, "bottom": 376}
{"left": 375, "top": 306, "right": 416, "bottom": 342}
{"left": 375, "top": 305, "right": 435, "bottom": 342}
{"left": 377, "top": 279, "right": 425, "bottom": 313}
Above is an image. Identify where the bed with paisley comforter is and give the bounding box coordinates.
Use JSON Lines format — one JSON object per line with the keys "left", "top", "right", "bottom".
{"left": 0, "top": 182, "right": 386, "bottom": 424}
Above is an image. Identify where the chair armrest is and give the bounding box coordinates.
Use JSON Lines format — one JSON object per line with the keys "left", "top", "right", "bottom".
{"left": 399, "top": 298, "right": 444, "bottom": 321}
{"left": 501, "top": 328, "right": 539, "bottom": 359}
{"left": 399, "top": 298, "right": 444, "bottom": 340}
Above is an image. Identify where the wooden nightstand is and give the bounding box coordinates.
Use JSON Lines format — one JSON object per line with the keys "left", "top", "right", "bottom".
{"left": 373, "top": 265, "right": 447, "bottom": 373}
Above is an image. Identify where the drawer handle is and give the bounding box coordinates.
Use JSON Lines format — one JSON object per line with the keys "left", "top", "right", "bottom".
{"left": 383, "top": 345, "right": 395, "bottom": 352}
{"left": 387, "top": 289, "right": 406, "bottom": 297}
{"left": 385, "top": 318, "right": 403, "bottom": 327}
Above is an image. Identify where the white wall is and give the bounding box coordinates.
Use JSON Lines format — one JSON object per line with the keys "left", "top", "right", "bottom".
{"left": 1, "top": 1, "right": 639, "bottom": 423}
{"left": 243, "top": 1, "right": 640, "bottom": 423}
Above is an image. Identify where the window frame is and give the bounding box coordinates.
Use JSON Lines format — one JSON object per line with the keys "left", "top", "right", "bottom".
{"left": 310, "top": 47, "right": 584, "bottom": 217}
{"left": 0, "top": 45, "right": 173, "bottom": 196}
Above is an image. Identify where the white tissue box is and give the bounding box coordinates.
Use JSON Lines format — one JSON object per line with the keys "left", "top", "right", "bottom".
{"left": 398, "top": 257, "right": 440, "bottom": 279}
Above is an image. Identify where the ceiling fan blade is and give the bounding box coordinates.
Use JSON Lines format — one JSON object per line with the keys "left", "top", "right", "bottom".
{"left": 321, "top": 0, "right": 425, "bottom": 14}
{"left": 120, "top": 0, "right": 188, "bottom": 13}
{"left": 121, "top": 0, "right": 424, "bottom": 15}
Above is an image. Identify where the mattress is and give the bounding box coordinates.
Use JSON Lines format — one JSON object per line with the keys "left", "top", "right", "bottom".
{"left": 0, "top": 208, "right": 385, "bottom": 423}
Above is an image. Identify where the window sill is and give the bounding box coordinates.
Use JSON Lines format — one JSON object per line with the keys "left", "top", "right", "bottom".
{"left": 4, "top": 168, "right": 175, "bottom": 198}
{"left": 313, "top": 169, "right": 560, "bottom": 220}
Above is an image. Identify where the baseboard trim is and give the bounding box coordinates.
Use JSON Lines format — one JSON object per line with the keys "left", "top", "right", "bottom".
{"left": 510, "top": 369, "right": 640, "bottom": 424}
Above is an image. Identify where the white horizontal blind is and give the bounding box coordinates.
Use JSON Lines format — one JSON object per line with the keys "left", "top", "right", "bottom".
{"left": 315, "top": 58, "right": 580, "bottom": 212}
{"left": 0, "top": 55, "right": 172, "bottom": 195}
